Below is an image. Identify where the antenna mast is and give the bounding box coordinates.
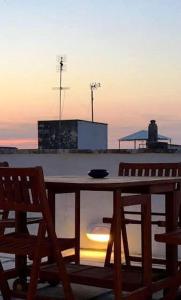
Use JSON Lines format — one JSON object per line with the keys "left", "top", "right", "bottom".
{"left": 53, "top": 56, "right": 69, "bottom": 121}
{"left": 90, "top": 82, "right": 101, "bottom": 122}
{"left": 59, "top": 57, "right": 64, "bottom": 121}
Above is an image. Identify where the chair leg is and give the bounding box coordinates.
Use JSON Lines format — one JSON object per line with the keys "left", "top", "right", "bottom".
{"left": 0, "top": 261, "right": 11, "bottom": 300}
{"left": 54, "top": 248, "right": 74, "bottom": 300}
{"left": 120, "top": 205, "right": 130, "bottom": 266}
{"left": 104, "top": 207, "right": 130, "bottom": 267}
{"left": 104, "top": 220, "right": 114, "bottom": 266}
{"left": 27, "top": 221, "right": 48, "bottom": 300}
{"left": 27, "top": 256, "right": 41, "bottom": 300}
{"left": 49, "top": 232, "right": 74, "bottom": 300}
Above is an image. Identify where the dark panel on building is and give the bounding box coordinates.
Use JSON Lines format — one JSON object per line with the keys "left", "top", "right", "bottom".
{"left": 38, "top": 120, "right": 78, "bottom": 150}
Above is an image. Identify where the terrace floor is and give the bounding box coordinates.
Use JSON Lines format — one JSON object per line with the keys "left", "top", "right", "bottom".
{"left": 0, "top": 250, "right": 167, "bottom": 299}
{"left": 0, "top": 250, "right": 112, "bottom": 300}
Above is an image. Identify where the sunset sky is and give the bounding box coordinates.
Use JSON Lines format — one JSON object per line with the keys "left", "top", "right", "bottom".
{"left": 0, "top": 0, "right": 181, "bottom": 148}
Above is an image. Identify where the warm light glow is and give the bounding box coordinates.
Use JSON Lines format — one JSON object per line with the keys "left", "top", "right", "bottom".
{"left": 80, "top": 249, "right": 107, "bottom": 259}
{"left": 86, "top": 223, "right": 110, "bottom": 242}
{"left": 62, "top": 248, "right": 108, "bottom": 261}
{"left": 80, "top": 249, "right": 108, "bottom": 265}
{"left": 86, "top": 233, "right": 110, "bottom": 243}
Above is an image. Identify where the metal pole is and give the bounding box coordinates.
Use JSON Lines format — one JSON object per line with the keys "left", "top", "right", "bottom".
{"left": 59, "top": 57, "right": 64, "bottom": 148}
{"left": 90, "top": 82, "right": 101, "bottom": 123}
{"left": 91, "top": 88, "right": 94, "bottom": 122}
{"left": 59, "top": 57, "right": 63, "bottom": 121}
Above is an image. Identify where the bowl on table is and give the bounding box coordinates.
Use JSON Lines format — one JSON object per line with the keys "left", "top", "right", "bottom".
{"left": 88, "top": 169, "right": 109, "bottom": 179}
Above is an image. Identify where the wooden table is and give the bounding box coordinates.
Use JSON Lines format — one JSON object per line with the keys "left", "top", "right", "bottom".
{"left": 44, "top": 176, "right": 181, "bottom": 300}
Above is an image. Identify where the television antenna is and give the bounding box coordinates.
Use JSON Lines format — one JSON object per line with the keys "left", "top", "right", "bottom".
{"left": 90, "top": 82, "right": 101, "bottom": 122}
{"left": 52, "top": 56, "right": 69, "bottom": 121}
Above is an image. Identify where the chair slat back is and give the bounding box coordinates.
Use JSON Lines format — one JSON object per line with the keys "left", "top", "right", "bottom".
{"left": 119, "top": 162, "right": 181, "bottom": 177}
{"left": 0, "top": 167, "right": 46, "bottom": 212}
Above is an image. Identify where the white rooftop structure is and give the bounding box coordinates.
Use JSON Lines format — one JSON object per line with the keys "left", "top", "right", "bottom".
{"left": 119, "top": 130, "right": 171, "bottom": 149}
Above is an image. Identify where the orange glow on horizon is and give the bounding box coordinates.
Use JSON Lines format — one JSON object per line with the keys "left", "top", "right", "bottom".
{"left": 0, "top": 138, "right": 37, "bottom": 149}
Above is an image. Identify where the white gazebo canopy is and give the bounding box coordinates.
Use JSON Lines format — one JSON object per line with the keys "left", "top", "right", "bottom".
{"left": 118, "top": 130, "right": 171, "bottom": 149}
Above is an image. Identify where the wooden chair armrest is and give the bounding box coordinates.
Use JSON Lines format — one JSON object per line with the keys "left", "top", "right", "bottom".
{"left": 103, "top": 217, "right": 166, "bottom": 227}
{"left": 0, "top": 217, "right": 42, "bottom": 228}
{"left": 26, "top": 217, "right": 43, "bottom": 224}
{"left": 155, "top": 229, "right": 181, "bottom": 244}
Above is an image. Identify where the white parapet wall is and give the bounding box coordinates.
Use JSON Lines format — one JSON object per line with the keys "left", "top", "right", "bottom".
{"left": 1, "top": 151, "right": 181, "bottom": 258}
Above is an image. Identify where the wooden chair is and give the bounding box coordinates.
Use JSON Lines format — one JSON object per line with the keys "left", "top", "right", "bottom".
{"left": 0, "top": 162, "right": 42, "bottom": 233}
{"left": 103, "top": 162, "right": 181, "bottom": 266}
{"left": 155, "top": 217, "right": 181, "bottom": 298}
{"left": 0, "top": 167, "right": 74, "bottom": 300}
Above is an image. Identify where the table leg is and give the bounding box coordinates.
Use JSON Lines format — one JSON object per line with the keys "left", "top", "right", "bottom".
{"left": 47, "top": 190, "right": 56, "bottom": 229}
{"left": 47, "top": 190, "right": 56, "bottom": 264}
{"left": 113, "top": 190, "right": 122, "bottom": 300}
{"left": 165, "top": 190, "right": 178, "bottom": 275}
{"left": 75, "top": 191, "right": 80, "bottom": 263}
{"left": 141, "top": 194, "right": 152, "bottom": 286}
{"left": 47, "top": 189, "right": 80, "bottom": 264}
{"left": 14, "top": 211, "right": 28, "bottom": 290}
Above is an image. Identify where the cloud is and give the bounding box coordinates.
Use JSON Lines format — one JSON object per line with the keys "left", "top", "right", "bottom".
{"left": 0, "top": 138, "right": 37, "bottom": 147}
{"left": 139, "top": 112, "right": 181, "bottom": 124}
{"left": 0, "top": 122, "right": 37, "bottom": 139}
{"left": 0, "top": 122, "right": 37, "bottom": 148}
